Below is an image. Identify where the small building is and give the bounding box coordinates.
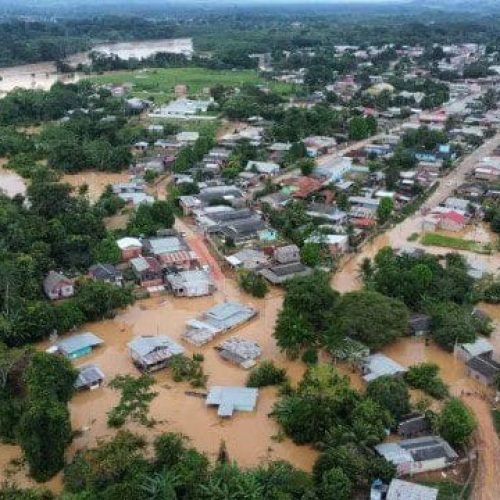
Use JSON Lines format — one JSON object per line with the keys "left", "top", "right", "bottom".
{"left": 50, "top": 332, "right": 104, "bottom": 360}
{"left": 43, "top": 271, "right": 74, "bottom": 300}
{"left": 117, "top": 237, "right": 143, "bottom": 261}
{"left": 128, "top": 335, "right": 184, "bottom": 373}
{"left": 306, "top": 234, "right": 349, "bottom": 254}
{"left": 216, "top": 337, "right": 262, "bottom": 369}
{"left": 386, "top": 479, "right": 438, "bottom": 500}
{"left": 88, "top": 263, "right": 123, "bottom": 286}
{"left": 375, "top": 436, "right": 458, "bottom": 476}
{"left": 206, "top": 386, "right": 259, "bottom": 417}
{"left": 246, "top": 160, "right": 280, "bottom": 176}
{"left": 466, "top": 353, "right": 500, "bottom": 387}
{"left": 165, "top": 270, "right": 215, "bottom": 297}
{"left": 274, "top": 244, "right": 300, "bottom": 264}
{"left": 144, "top": 236, "right": 198, "bottom": 269}
{"left": 455, "top": 338, "right": 493, "bottom": 363}
{"left": 225, "top": 248, "right": 269, "bottom": 270}
{"left": 397, "top": 414, "right": 431, "bottom": 438}
{"left": 361, "top": 353, "right": 407, "bottom": 383}
{"left": 408, "top": 314, "right": 432, "bottom": 337}
{"left": 259, "top": 262, "right": 313, "bottom": 285}
{"left": 75, "top": 364, "right": 105, "bottom": 391}
{"left": 183, "top": 301, "right": 257, "bottom": 346}
{"left": 130, "top": 256, "right": 164, "bottom": 288}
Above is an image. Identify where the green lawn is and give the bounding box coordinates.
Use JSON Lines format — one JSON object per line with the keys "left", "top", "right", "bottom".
{"left": 89, "top": 67, "right": 295, "bottom": 103}
{"left": 417, "top": 480, "right": 470, "bottom": 500}
{"left": 421, "top": 233, "right": 481, "bottom": 252}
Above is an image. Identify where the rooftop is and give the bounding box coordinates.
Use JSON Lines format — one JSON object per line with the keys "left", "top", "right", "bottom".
{"left": 206, "top": 386, "right": 259, "bottom": 417}
{"left": 362, "top": 353, "right": 407, "bottom": 383}
{"left": 75, "top": 364, "right": 105, "bottom": 390}
{"left": 55, "top": 332, "right": 104, "bottom": 355}
{"left": 386, "top": 479, "right": 438, "bottom": 500}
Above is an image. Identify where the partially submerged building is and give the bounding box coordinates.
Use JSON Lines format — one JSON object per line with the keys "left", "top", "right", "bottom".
{"left": 375, "top": 436, "right": 458, "bottom": 476}
{"left": 128, "top": 335, "right": 184, "bottom": 373}
{"left": 165, "top": 270, "right": 215, "bottom": 297}
{"left": 49, "top": 332, "right": 104, "bottom": 360}
{"left": 466, "top": 353, "right": 500, "bottom": 387}
{"left": 216, "top": 337, "right": 262, "bottom": 369}
{"left": 454, "top": 337, "right": 493, "bottom": 363}
{"left": 361, "top": 353, "right": 407, "bottom": 383}
{"left": 259, "top": 262, "right": 313, "bottom": 285}
{"left": 206, "top": 386, "right": 259, "bottom": 417}
{"left": 75, "top": 364, "right": 105, "bottom": 391}
{"left": 183, "top": 301, "right": 257, "bottom": 346}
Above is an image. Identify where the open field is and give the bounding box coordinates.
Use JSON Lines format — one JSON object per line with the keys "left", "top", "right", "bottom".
{"left": 90, "top": 67, "right": 295, "bottom": 103}
{"left": 421, "top": 233, "right": 484, "bottom": 253}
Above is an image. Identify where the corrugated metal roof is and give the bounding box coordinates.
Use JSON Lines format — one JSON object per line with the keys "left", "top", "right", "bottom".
{"left": 128, "top": 336, "right": 184, "bottom": 358}
{"left": 75, "top": 364, "right": 105, "bottom": 389}
{"left": 56, "top": 332, "right": 103, "bottom": 354}
{"left": 206, "top": 386, "right": 258, "bottom": 417}
{"left": 386, "top": 479, "right": 438, "bottom": 500}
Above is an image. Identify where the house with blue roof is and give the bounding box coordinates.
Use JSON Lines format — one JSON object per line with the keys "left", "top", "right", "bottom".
{"left": 50, "top": 332, "right": 104, "bottom": 360}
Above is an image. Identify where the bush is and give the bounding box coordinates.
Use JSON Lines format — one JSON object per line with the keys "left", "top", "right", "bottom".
{"left": 169, "top": 354, "right": 207, "bottom": 388}
{"left": 405, "top": 363, "right": 449, "bottom": 400}
{"left": 238, "top": 270, "right": 269, "bottom": 298}
{"left": 246, "top": 361, "right": 287, "bottom": 388}
{"left": 438, "top": 398, "right": 476, "bottom": 448}
{"left": 301, "top": 349, "right": 318, "bottom": 365}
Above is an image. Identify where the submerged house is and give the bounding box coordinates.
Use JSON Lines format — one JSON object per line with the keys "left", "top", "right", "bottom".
{"left": 397, "top": 414, "right": 431, "bottom": 438}
{"left": 361, "top": 353, "right": 407, "bottom": 383}
{"left": 75, "top": 364, "right": 105, "bottom": 391}
{"left": 165, "top": 270, "right": 215, "bottom": 297}
{"left": 49, "top": 332, "right": 104, "bottom": 360}
{"left": 454, "top": 337, "right": 493, "bottom": 363}
{"left": 375, "top": 436, "right": 458, "bottom": 476}
{"left": 216, "top": 337, "right": 262, "bottom": 369}
{"left": 466, "top": 353, "right": 500, "bottom": 387}
{"left": 206, "top": 386, "right": 259, "bottom": 417}
{"left": 43, "top": 271, "right": 75, "bottom": 301}
{"left": 183, "top": 301, "right": 257, "bottom": 346}
{"left": 128, "top": 335, "right": 184, "bottom": 373}
{"left": 408, "top": 314, "right": 432, "bottom": 337}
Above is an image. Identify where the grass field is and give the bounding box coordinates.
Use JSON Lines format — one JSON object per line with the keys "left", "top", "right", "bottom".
{"left": 90, "top": 67, "right": 295, "bottom": 103}
{"left": 421, "top": 233, "right": 481, "bottom": 252}
{"left": 417, "top": 480, "right": 470, "bottom": 499}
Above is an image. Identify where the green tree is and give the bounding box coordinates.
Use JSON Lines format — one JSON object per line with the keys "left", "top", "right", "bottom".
{"left": 317, "top": 468, "right": 352, "bottom": 500}
{"left": 298, "top": 158, "right": 315, "bottom": 176}
{"left": 405, "top": 363, "right": 449, "bottom": 400}
{"left": 366, "top": 375, "right": 411, "bottom": 420}
{"left": 300, "top": 242, "right": 323, "bottom": 267}
{"left": 17, "top": 396, "right": 72, "bottom": 481}
{"left": 92, "top": 237, "right": 121, "bottom": 264}
{"left": 334, "top": 291, "right": 409, "bottom": 350}
{"left": 127, "top": 200, "right": 175, "bottom": 236}
{"left": 238, "top": 270, "right": 269, "bottom": 298}
{"left": 377, "top": 197, "right": 393, "bottom": 224}
{"left": 438, "top": 398, "right": 476, "bottom": 448}
{"left": 430, "top": 302, "right": 477, "bottom": 351}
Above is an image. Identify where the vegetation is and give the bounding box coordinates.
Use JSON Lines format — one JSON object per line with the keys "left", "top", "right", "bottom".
{"left": 334, "top": 290, "right": 409, "bottom": 350}
{"left": 366, "top": 376, "right": 411, "bottom": 421}
{"left": 438, "top": 398, "right": 476, "bottom": 448}
{"left": 246, "top": 361, "right": 287, "bottom": 388}
{"left": 169, "top": 354, "right": 207, "bottom": 388}
{"left": 238, "top": 270, "right": 269, "bottom": 298}
{"left": 421, "top": 233, "right": 482, "bottom": 253}
{"left": 405, "top": 363, "right": 449, "bottom": 400}
{"left": 107, "top": 375, "right": 158, "bottom": 428}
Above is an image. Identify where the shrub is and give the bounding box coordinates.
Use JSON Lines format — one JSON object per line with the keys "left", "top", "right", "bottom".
{"left": 169, "top": 354, "right": 207, "bottom": 388}
{"left": 301, "top": 349, "right": 318, "bottom": 365}
{"left": 246, "top": 361, "right": 287, "bottom": 388}
{"left": 405, "top": 363, "right": 449, "bottom": 400}
{"left": 238, "top": 270, "right": 269, "bottom": 298}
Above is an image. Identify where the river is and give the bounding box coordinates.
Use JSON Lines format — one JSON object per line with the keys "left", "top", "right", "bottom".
{"left": 0, "top": 37, "right": 193, "bottom": 95}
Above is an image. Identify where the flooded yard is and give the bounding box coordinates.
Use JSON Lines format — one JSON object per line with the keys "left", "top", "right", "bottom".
{"left": 62, "top": 171, "right": 131, "bottom": 203}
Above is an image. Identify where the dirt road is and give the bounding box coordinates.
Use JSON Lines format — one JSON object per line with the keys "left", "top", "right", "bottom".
{"left": 464, "top": 395, "right": 500, "bottom": 500}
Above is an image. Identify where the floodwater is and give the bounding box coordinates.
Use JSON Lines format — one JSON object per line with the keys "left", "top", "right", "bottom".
{"left": 0, "top": 166, "right": 26, "bottom": 198}
{"left": 0, "top": 38, "right": 193, "bottom": 94}
{"left": 0, "top": 282, "right": 317, "bottom": 491}
{"left": 62, "top": 171, "right": 131, "bottom": 203}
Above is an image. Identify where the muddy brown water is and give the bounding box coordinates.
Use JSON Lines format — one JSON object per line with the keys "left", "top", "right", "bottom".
{"left": 0, "top": 38, "right": 193, "bottom": 95}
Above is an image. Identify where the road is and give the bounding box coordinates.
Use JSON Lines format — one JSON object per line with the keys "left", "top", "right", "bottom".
{"left": 464, "top": 395, "right": 500, "bottom": 500}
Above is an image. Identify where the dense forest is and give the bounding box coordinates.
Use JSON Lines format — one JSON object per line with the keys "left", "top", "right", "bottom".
{"left": 1, "top": 6, "right": 500, "bottom": 68}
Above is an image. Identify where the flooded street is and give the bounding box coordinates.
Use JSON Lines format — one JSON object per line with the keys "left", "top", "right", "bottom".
{"left": 0, "top": 38, "right": 193, "bottom": 94}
